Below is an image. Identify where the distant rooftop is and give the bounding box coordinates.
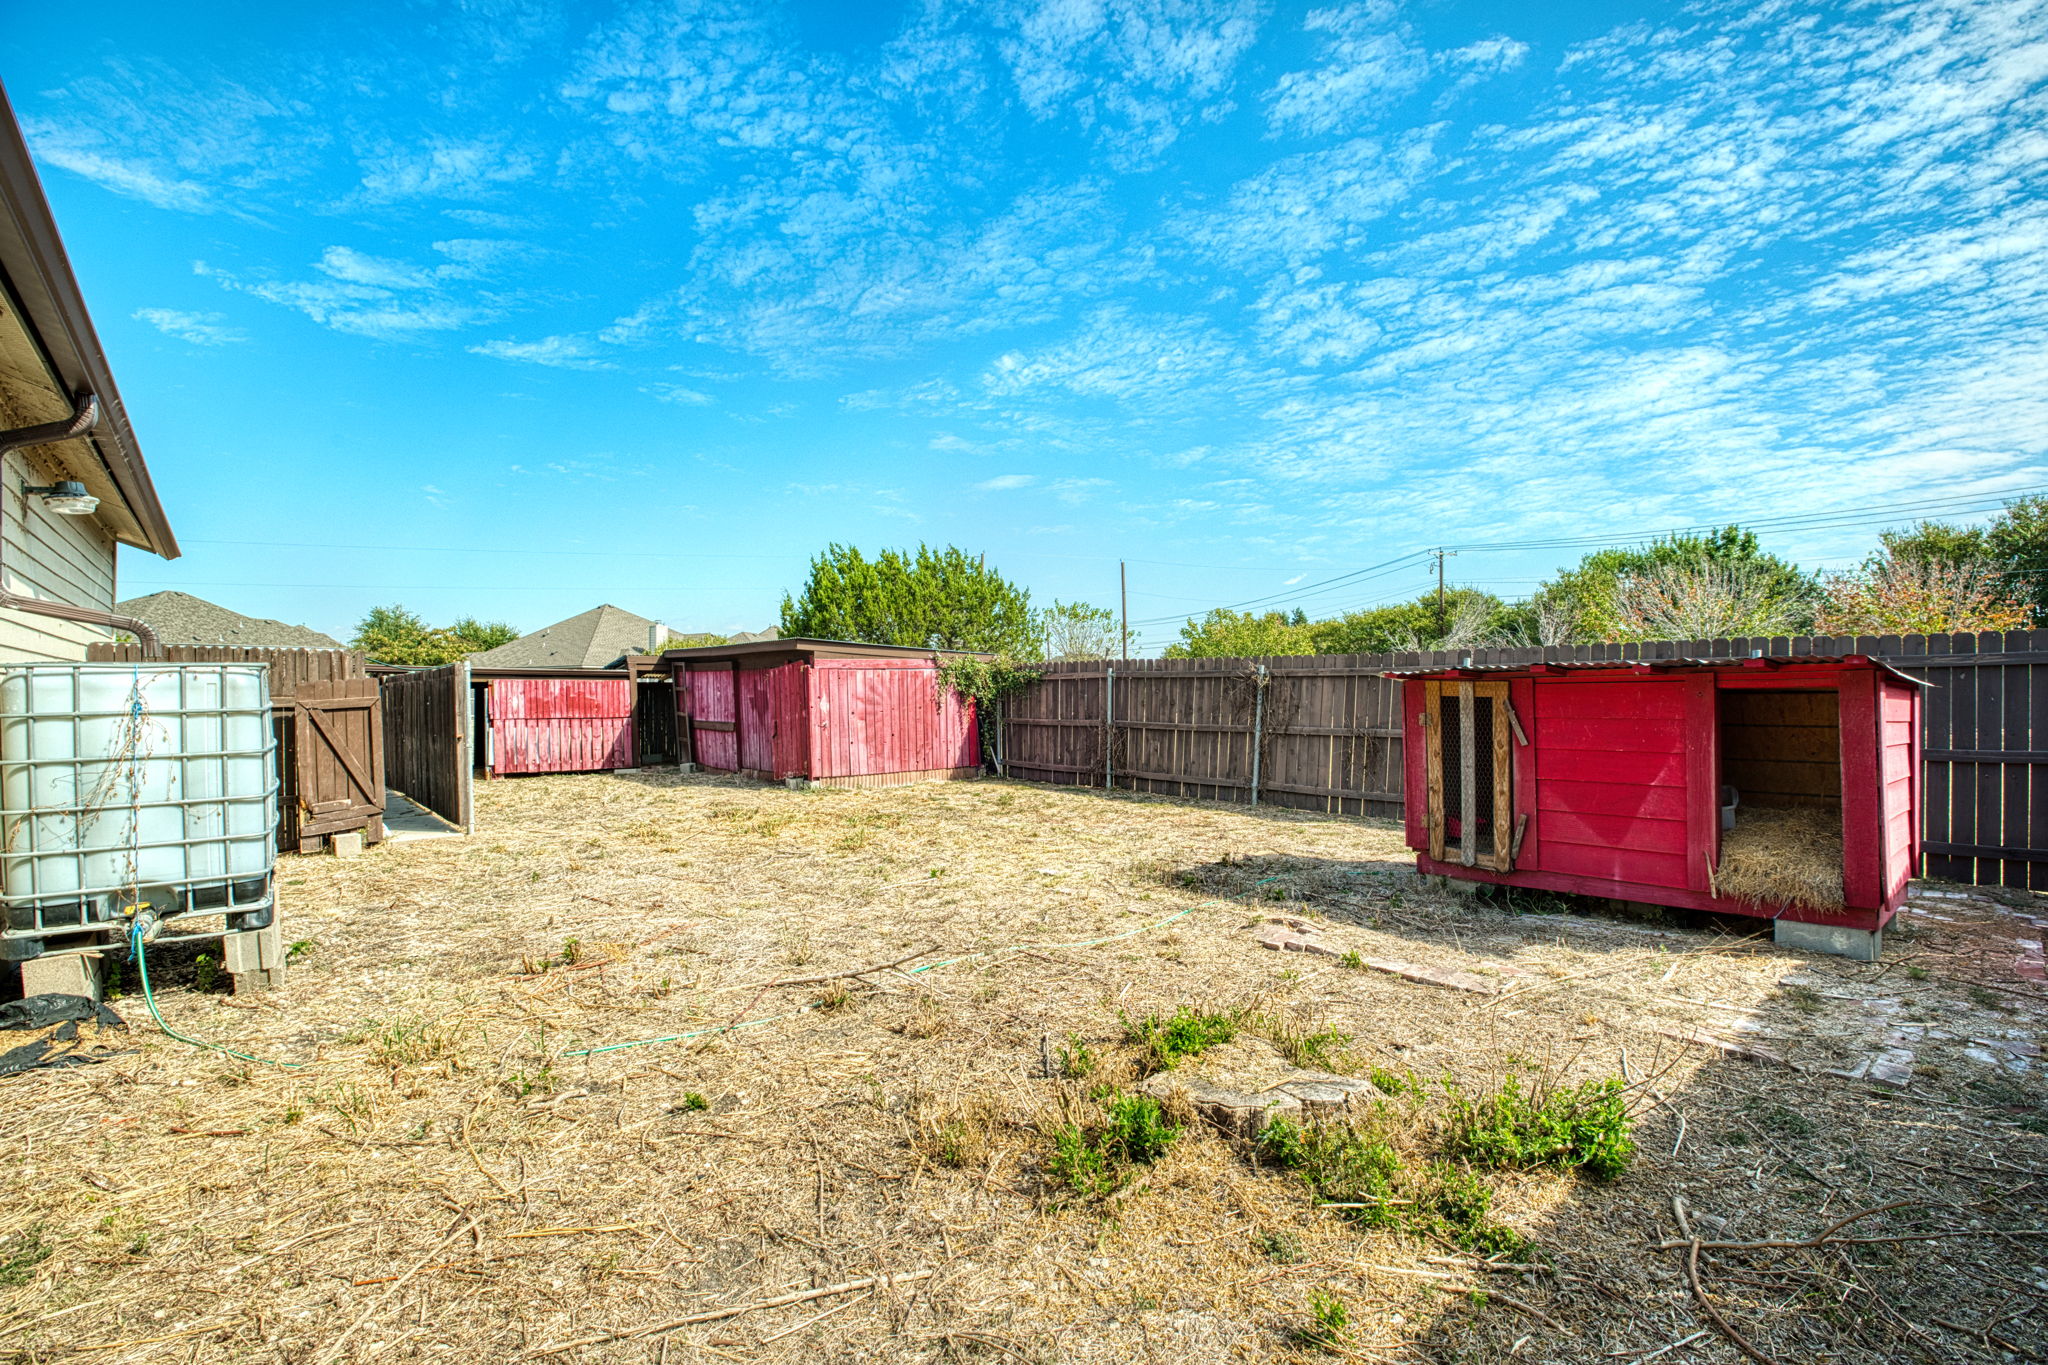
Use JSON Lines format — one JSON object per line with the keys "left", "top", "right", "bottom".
{"left": 470, "top": 604, "right": 669, "bottom": 669}
{"left": 114, "top": 591, "right": 343, "bottom": 649}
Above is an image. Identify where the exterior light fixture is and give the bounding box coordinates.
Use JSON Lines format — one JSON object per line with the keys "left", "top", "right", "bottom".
{"left": 23, "top": 480, "right": 100, "bottom": 516}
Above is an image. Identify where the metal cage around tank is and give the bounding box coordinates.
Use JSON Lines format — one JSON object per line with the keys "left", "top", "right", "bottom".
{"left": 0, "top": 662, "right": 280, "bottom": 962}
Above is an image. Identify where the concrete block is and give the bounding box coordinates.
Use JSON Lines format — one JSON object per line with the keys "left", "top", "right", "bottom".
{"left": 330, "top": 831, "right": 364, "bottom": 859}
{"left": 1434, "top": 875, "right": 1484, "bottom": 897}
{"left": 1774, "top": 918, "right": 1882, "bottom": 962}
{"left": 675, "top": 763, "right": 697, "bottom": 774}
{"left": 225, "top": 922, "right": 285, "bottom": 994}
{"left": 18, "top": 953, "right": 101, "bottom": 1001}
{"left": 784, "top": 777, "right": 820, "bottom": 792}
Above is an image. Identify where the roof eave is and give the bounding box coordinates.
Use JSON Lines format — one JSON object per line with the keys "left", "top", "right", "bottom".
{"left": 0, "top": 81, "right": 177, "bottom": 560}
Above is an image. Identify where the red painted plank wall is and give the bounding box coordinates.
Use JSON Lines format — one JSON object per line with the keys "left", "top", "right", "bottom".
{"left": 808, "top": 659, "right": 977, "bottom": 778}
{"left": 737, "top": 669, "right": 776, "bottom": 772}
{"left": 1879, "top": 675, "right": 1919, "bottom": 906}
{"left": 1530, "top": 679, "right": 1693, "bottom": 890}
{"left": 487, "top": 679, "right": 634, "bottom": 775}
{"left": 768, "top": 663, "right": 809, "bottom": 779}
{"left": 689, "top": 669, "right": 738, "bottom": 771}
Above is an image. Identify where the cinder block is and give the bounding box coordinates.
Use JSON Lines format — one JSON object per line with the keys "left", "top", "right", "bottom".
{"left": 1774, "top": 918, "right": 1882, "bottom": 962}
{"left": 1434, "top": 875, "right": 1483, "bottom": 897}
{"left": 331, "top": 831, "right": 364, "bottom": 859}
{"left": 19, "top": 953, "right": 101, "bottom": 1000}
{"left": 225, "top": 922, "right": 285, "bottom": 994}
{"left": 675, "top": 763, "right": 696, "bottom": 774}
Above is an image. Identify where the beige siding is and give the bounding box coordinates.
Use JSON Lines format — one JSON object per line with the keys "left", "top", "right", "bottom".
{"left": 0, "top": 447, "right": 118, "bottom": 662}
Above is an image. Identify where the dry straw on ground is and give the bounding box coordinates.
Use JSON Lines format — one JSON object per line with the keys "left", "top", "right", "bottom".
{"left": 0, "top": 770, "right": 2042, "bottom": 1364}
{"left": 1715, "top": 806, "right": 1846, "bottom": 911}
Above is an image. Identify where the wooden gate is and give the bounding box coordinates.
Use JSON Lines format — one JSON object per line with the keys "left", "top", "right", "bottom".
{"left": 381, "top": 662, "right": 473, "bottom": 830}
{"left": 484, "top": 677, "right": 633, "bottom": 775}
{"left": 290, "top": 679, "right": 385, "bottom": 852}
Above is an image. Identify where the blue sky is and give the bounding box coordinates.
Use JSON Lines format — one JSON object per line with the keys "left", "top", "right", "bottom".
{"left": 5, "top": 0, "right": 2045, "bottom": 648}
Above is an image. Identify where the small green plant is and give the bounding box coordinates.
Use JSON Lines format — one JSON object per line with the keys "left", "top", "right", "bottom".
{"left": 1260, "top": 1116, "right": 1405, "bottom": 1226}
{"left": 1047, "top": 1123, "right": 1117, "bottom": 1198}
{"left": 1755, "top": 1103, "right": 1816, "bottom": 1138}
{"left": 1904, "top": 965, "right": 1929, "bottom": 981}
{"left": 1255, "top": 1229, "right": 1303, "bottom": 1263}
{"left": 1368, "top": 1066, "right": 1420, "bottom": 1097}
{"left": 192, "top": 953, "right": 220, "bottom": 993}
{"left": 681, "top": 1092, "right": 710, "bottom": 1111}
{"left": 1444, "top": 1073, "right": 1634, "bottom": 1179}
{"left": 286, "top": 938, "right": 316, "bottom": 963}
{"left": 0, "top": 1226, "right": 51, "bottom": 1288}
{"left": 1338, "top": 949, "right": 1365, "bottom": 970}
{"left": 1122, "top": 1005, "right": 1239, "bottom": 1072}
{"left": 1045, "top": 1093, "right": 1181, "bottom": 1197}
{"left": 814, "top": 985, "right": 853, "bottom": 1011}
{"left": 1294, "top": 1287, "right": 1351, "bottom": 1352}
{"left": 1255, "top": 1014, "right": 1353, "bottom": 1071}
{"left": 560, "top": 937, "right": 582, "bottom": 965}
{"left": 1057, "top": 1034, "right": 1099, "bottom": 1078}
{"left": 368, "top": 1018, "right": 454, "bottom": 1069}
{"left": 1781, "top": 983, "right": 1825, "bottom": 1015}
{"left": 281, "top": 1103, "right": 305, "bottom": 1125}
{"left": 507, "top": 1065, "right": 557, "bottom": 1098}
{"left": 1416, "top": 1164, "right": 1530, "bottom": 1258}
{"left": 1968, "top": 985, "right": 2006, "bottom": 1010}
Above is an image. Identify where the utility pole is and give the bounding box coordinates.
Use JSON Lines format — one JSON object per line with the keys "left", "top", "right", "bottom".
{"left": 1432, "top": 548, "right": 1458, "bottom": 639}
{"left": 1120, "top": 560, "right": 1129, "bottom": 661}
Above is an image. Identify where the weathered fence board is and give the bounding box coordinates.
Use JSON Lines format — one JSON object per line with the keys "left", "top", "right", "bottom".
{"left": 381, "top": 663, "right": 473, "bottom": 831}
{"left": 1001, "top": 631, "right": 2048, "bottom": 890}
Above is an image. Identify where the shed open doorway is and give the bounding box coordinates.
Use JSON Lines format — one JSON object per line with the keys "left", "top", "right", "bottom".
{"left": 1714, "top": 687, "right": 1845, "bottom": 911}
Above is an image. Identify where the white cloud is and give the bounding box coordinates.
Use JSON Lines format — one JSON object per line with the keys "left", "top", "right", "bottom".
{"left": 1264, "top": 4, "right": 1429, "bottom": 137}
{"left": 132, "top": 308, "right": 244, "bottom": 345}
{"left": 356, "top": 136, "right": 537, "bottom": 201}
{"left": 470, "top": 336, "right": 612, "bottom": 369}
{"left": 646, "top": 383, "right": 714, "bottom": 404}
{"left": 976, "top": 473, "right": 1036, "bottom": 491}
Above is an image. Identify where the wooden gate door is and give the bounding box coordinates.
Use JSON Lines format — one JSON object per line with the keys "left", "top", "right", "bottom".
{"left": 380, "top": 663, "right": 474, "bottom": 831}
{"left": 292, "top": 679, "right": 386, "bottom": 853}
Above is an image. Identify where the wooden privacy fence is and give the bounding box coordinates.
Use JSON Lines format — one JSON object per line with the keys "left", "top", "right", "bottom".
{"left": 380, "top": 662, "right": 473, "bottom": 831}
{"left": 1000, "top": 631, "right": 2048, "bottom": 891}
{"left": 87, "top": 643, "right": 381, "bottom": 852}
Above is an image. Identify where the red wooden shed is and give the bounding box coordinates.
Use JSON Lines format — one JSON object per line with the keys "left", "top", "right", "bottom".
{"left": 471, "top": 667, "right": 635, "bottom": 777}
{"left": 1389, "top": 655, "right": 1924, "bottom": 960}
{"left": 658, "top": 639, "right": 983, "bottom": 789}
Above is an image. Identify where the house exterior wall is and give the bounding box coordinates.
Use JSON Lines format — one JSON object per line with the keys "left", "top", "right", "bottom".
{"left": 0, "top": 444, "right": 118, "bottom": 662}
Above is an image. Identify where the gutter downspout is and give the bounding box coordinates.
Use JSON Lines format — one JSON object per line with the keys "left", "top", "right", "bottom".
{"left": 0, "top": 391, "right": 163, "bottom": 657}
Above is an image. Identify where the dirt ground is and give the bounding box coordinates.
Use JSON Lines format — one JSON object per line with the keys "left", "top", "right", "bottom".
{"left": 2, "top": 771, "right": 2045, "bottom": 1364}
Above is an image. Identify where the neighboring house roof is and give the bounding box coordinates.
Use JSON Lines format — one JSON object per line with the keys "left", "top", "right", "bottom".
{"left": 468, "top": 604, "right": 665, "bottom": 669}
{"left": 0, "top": 81, "right": 176, "bottom": 559}
{"left": 115, "top": 591, "right": 343, "bottom": 648}
{"left": 729, "top": 627, "right": 781, "bottom": 643}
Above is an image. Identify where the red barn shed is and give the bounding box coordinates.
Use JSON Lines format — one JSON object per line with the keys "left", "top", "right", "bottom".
{"left": 472, "top": 667, "right": 635, "bottom": 776}
{"left": 1389, "top": 655, "right": 1923, "bottom": 960}
{"left": 659, "top": 639, "right": 983, "bottom": 789}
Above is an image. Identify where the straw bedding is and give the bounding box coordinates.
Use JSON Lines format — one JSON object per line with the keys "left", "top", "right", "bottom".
{"left": 0, "top": 772, "right": 2039, "bottom": 1364}
{"left": 1715, "top": 805, "right": 1845, "bottom": 911}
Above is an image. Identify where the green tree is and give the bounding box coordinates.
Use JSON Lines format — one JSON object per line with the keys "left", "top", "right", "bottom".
{"left": 1984, "top": 495, "right": 2048, "bottom": 623}
{"left": 1307, "top": 589, "right": 1510, "bottom": 654}
{"left": 1164, "top": 609, "right": 1316, "bottom": 658}
{"left": 779, "top": 543, "right": 1040, "bottom": 656}
{"left": 1043, "top": 601, "right": 1119, "bottom": 660}
{"left": 351, "top": 605, "right": 451, "bottom": 665}
{"left": 447, "top": 617, "right": 518, "bottom": 653}
{"left": 1874, "top": 520, "right": 1990, "bottom": 570}
{"left": 1538, "top": 527, "right": 1817, "bottom": 641}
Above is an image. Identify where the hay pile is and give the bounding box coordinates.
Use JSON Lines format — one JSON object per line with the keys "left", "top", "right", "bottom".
{"left": 1716, "top": 804, "right": 1844, "bottom": 910}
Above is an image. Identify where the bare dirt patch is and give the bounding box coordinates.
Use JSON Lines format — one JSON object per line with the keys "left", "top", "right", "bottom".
{"left": 2, "top": 771, "right": 2043, "bottom": 1363}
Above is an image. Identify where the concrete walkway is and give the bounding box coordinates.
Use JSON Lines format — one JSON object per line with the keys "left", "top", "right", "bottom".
{"left": 383, "top": 789, "right": 464, "bottom": 843}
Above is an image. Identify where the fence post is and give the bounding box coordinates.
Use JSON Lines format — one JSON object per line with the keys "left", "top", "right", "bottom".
{"left": 1105, "top": 663, "right": 1115, "bottom": 791}
{"left": 1250, "top": 663, "right": 1266, "bottom": 807}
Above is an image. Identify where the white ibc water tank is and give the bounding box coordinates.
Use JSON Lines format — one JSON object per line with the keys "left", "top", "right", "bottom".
{"left": 0, "top": 663, "right": 278, "bottom": 947}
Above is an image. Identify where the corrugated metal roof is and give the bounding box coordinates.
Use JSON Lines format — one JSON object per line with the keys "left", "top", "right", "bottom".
{"left": 1382, "top": 655, "right": 1933, "bottom": 685}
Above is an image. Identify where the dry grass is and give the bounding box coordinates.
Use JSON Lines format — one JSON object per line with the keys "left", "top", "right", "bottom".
{"left": 1716, "top": 805, "right": 1846, "bottom": 911}
{"left": 0, "top": 770, "right": 2042, "bottom": 1364}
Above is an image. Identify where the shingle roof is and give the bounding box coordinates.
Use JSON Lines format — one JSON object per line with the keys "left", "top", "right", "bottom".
{"left": 113, "top": 591, "right": 343, "bottom": 649}
{"left": 467, "top": 604, "right": 663, "bottom": 669}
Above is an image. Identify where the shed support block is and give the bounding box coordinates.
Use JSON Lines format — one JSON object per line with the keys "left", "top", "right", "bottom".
{"left": 675, "top": 763, "right": 696, "bottom": 774}
{"left": 18, "top": 952, "right": 101, "bottom": 1001}
{"left": 1773, "top": 918, "right": 1882, "bottom": 962}
{"left": 785, "top": 777, "right": 820, "bottom": 792}
{"left": 331, "top": 832, "right": 364, "bottom": 859}
{"left": 226, "top": 922, "right": 285, "bottom": 993}
{"left": 1430, "top": 875, "right": 1482, "bottom": 897}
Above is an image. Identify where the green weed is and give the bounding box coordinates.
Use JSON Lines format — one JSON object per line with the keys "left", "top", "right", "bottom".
{"left": 1443, "top": 1073, "right": 1634, "bottom": 1179}
{"left": 1045, "top": 1093, "right": 1181, "bottom": 1198}
{"left": 1260, "top": 1116, "right": 1405, "bottom": 1227}
{"left": 1057, "top": 1034, "right": 1099, "bottom": 1079}
{"left": 192, "top": 953, "right": 220, "bottom": 993}
{"left": 681, "top": 1092, "right": 710, "bottom": 1112}
{"left": 1255, "top": 1229, "right": 1303, "bottom": 1263}
{"left": 1255, "top": 1013, "right": 1353, "bottom": 1071}
{"left": 1122, "top": 1005, "right": 1239, "bottom": 1072}
{"left": 1293, "top": 1287, "right": 1351, "bottom": 1352}
{"left": 0, "top": 1226, "right": 51, "bottom": 1287}
{"left": 367, "top": 1018, "right": 455, "bottom": 1069}
{"left": 286, "top": 938, "right": 315, "bottom": 963}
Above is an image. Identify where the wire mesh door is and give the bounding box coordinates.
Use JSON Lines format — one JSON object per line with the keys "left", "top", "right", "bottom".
{"left": 1424, "top": 680, "right": 1515, "bottom": 870}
